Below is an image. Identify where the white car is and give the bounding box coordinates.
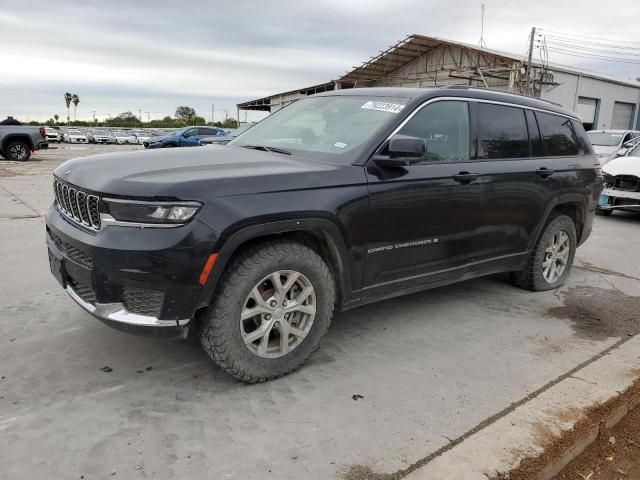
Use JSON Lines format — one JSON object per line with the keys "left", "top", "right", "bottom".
{"left": 134, "top": 132, "right": 151, "bottom": 145}
{"left": 64, "top": 129, "right": 88, "bottom": 144}
{"left": 113, "top": 131, "right": 136, "bottom": 144}
{"left": 586, "top": 129, "right": 640, "bottom": 165}
{"left": 44, "top": 128, "right": 62, "bottom": 143}
{"left": 93, "top": 131, "right": 113, "bottom": 144}
{"left": 599, "top": 142, "right": 640, "bottom": 216}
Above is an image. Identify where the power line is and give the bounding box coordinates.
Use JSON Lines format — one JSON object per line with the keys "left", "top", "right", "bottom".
{"left": 542, "top": 36, "right": 640, "bottom": 53}
{"left": 544, "top": 47, "right": 640, "bottom": 65}
{"left": 537, "top": 28, "right": 640, "bottom": 46}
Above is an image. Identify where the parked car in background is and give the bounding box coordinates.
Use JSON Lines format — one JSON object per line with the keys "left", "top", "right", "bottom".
{"left": 199, "top": 124, "right": 254, "bottom": 146}
{"left": 599, "top": 141, "right": 640, "bottom": 215}
{"left": 130, "top": 131, "right": 149, "bottom": 145}
{"left": 45, "top": 127, "right": 62, "bottom": 143}
{"left": 63, "top": 129, "right": 88, "bottom": 144}
{"left": 47, "top": 87, "right": 599, "bottom": 382}
{"left": 144, "top": 126, "right": 225, "bottom": 148}
{"left": 0, "top": 125, "right": 47, "bottom": 161}
{"left": 586, "top": 129, "right": 640, "bottom": 165}
{"left": 93, "top": 130, "right": 114, "bottom": 144}
{"left": 113, "top": 130, "right": 136, "bottom": 144}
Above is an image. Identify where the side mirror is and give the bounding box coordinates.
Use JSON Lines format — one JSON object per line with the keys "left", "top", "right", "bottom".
{"left": 373, "top": 134, "right": 426, "bottom": 167}
{"left": 617, "top": 148, "right": 629, "bottom": 157}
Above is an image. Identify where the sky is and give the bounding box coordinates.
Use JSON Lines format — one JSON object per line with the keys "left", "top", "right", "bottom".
{"left": 1, "top": 0, "right": 639, "bottom": 123}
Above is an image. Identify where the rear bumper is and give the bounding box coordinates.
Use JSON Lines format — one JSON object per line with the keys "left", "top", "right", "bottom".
{"left": 46, "top": 205, "right": 221, "bottom": 337}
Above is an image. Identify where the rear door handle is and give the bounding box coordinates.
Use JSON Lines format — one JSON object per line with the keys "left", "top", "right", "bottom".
{"left": 452, "top": 172, "right": 479, "bottom": 184}
{"left": 536, "top": 167, "right": 555, "bottom": 178}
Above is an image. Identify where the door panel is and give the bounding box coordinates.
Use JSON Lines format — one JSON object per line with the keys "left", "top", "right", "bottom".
{"left": 364, "top": 100, "right": 486, "bottom": 287}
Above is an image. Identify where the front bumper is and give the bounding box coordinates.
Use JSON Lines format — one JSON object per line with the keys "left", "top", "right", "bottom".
{"left": 599, "top": 188, "right": 640, "bottom": 212}
{"left": 46, "top": 205, "right": 220, "bottom": 337}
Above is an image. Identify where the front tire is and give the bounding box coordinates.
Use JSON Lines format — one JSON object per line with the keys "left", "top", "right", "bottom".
{"left": 5, "top": 141, "right": 30, "bottom": 161}
{"left": 512, "top": 214, "right": 576, "bottom": 291}
{"left": 200, "top": 241, "right": 335, "bottom": 383}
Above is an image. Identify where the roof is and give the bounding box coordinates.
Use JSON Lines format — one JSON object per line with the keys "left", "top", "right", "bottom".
{"left": 238, "top": 34, "right": 640, "bottom": 110}
{"left": 313, "top": 86, "right": 579, "bottom": 119}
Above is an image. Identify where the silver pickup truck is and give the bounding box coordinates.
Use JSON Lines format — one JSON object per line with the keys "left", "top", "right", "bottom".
{"left": 0, "top": 126, "right": 48, "bottom": 161}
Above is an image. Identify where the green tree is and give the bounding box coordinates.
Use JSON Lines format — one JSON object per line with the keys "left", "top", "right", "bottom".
{"left": 175, "top": 106, "right": 196, "bottom": 124}
{"left": 53, "top": 114, "right": 59, "bottom": 124}
{"left": 105, "top": 111, "right": 142, "bottom": 127}
{"left": 64, "top": 92, "right": 73, "bottom": 122}
{"left": 222, "top": 117, "right": 238, "bottom": 129}
{"left": 72, "top": 94, "right": 80, "bottom": 121}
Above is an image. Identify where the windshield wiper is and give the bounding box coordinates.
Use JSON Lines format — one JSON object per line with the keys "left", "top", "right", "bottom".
{"left": 240, "top": 145, "right": 292, "bottom": 155}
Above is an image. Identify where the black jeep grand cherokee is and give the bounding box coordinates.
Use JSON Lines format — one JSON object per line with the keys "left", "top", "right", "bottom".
{"left": 47, "top": 87, "right": 601, "bottom": 382}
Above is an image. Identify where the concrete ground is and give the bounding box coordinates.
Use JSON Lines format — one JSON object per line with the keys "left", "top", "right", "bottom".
{"left": 1, "top": 146, "right": 639, "bottom": 480}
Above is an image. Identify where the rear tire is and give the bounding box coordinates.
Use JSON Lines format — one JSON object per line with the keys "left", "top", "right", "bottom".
{"left": 596, "top": 207, "right": 612, "bottom": 216}
{"left": 512, "top": 214, "right": 576, "bottom": 291}
{"left": 200, "top": 241, "right": 335, "bottom": 383}
{"left": 5, "top": 141, "right": 30, "bottom": 161}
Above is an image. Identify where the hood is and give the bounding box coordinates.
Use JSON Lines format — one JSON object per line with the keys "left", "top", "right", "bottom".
{"left": 54, "top": 144, "right": 361, "bottom": 199}
{"left": 602, "top": 155, "right": 640, "bottom": 177}
{"left": 592, "top": 145, "right": 619, "bottom": 155}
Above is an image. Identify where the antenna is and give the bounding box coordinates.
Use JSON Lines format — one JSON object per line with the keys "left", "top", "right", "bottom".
{"left": 478, "top": 4, "right": 487, "bottom": 48}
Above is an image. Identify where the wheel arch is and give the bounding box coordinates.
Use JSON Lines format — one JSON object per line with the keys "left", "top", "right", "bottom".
{"left": 529, "top": 196, "right": 586, "bottom": 251}
{"left": 197, "top": 218, "right": 352, "bottom": 311}
{"left": 0, "top": 134, "right": 34, "bottom": 151}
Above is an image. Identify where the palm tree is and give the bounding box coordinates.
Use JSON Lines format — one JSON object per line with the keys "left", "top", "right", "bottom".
{"left": 64, "top": 93, "right": 73, "bottom": 122}
{"left": 72, "top": 94, "right": 80, "bottom": 121}
{"left": 53, "top": 114, "right": 59, "bottom": 125}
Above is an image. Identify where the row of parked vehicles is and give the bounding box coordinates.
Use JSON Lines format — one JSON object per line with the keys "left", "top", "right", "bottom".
{"left": 44, "top": 127, "right": 170, "bottom": 145}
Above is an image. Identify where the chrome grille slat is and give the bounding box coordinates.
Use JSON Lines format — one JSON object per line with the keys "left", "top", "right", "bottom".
{"left": 53, "top": 179, "right": 101, "bottom": 231}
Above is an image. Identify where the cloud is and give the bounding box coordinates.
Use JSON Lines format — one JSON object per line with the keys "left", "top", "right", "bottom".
{"left": 1, "top": 0, "right": 639, "bottom": 122}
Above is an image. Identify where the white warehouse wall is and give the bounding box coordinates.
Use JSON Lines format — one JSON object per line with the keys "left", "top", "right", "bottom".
{"left": 540, "top": 69, "right": 640, "bottom": 130}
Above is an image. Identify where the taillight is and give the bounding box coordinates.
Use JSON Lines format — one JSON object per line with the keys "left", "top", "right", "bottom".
{"left": 39, "top": 127, "right": 46, "bottom": 139}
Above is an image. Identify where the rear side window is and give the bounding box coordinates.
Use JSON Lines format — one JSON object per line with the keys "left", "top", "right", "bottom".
{"left": 397, "top": 100, "right": 470, "bottom": 162}
{"left": 525, "top": 110, "right": 545, "bottom": 157}
{"left": 476, "top": 103, "right": 529, "bottom": 159}
{"left": 571, "top": 120, "right": 593, "bottom": 154}
{"left": 536, "top": 112, "right": 579, "bottom": 156}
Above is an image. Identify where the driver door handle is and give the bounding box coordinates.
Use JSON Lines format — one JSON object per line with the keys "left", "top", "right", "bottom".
{"left": 452, "top": 172, "right": 479, "bottom": 184}
{"left": 536, "top": 167, "right": 555, "bottom": 178}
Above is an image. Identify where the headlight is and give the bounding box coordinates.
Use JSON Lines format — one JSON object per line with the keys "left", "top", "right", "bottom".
{"left": 103, "top": 199, "right": 201, "bottom": 225}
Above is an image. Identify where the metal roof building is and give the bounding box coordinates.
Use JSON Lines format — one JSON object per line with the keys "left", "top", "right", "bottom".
{"left": 238, "top": 34, "right": 640, "bottom": 131}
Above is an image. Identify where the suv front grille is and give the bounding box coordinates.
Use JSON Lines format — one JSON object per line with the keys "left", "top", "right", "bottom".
{"left": 123, "top": 287, "right": 164, "bottom": 317}
{"left": 53, "top": 179, "right": 101, "bottom": 230}
{"left": 48, "top": 230, "right": 93, "bottom": 268}
{"left": 613, "top": 175, "right": 640, "bottom": 192}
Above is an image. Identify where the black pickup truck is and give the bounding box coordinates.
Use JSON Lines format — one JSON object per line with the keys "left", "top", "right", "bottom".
{"left": 0, "top": 125, "right": 48, "bottom": 161}
{"left": 46, "top": 87, "right": 601, "bottom": 382}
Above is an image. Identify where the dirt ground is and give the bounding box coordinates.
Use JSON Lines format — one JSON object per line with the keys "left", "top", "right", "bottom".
{"left": 553, "top": 406, "right": 640, "bottom": 480}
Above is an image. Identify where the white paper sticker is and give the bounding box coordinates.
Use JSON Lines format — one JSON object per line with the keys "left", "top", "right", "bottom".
{"left": 361, "top": 101, "right": 406, "bottom": 114}
{"left": 333, "top": 141, "right": 348, "bottom": 149}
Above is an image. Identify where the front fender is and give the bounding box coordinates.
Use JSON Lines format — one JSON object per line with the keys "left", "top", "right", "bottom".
{"left": 196, "top": 218, "right": 352, "bottom": 310}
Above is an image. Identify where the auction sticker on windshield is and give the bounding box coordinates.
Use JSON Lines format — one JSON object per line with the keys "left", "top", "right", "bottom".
{"left": 361, "top": 101, "right": 405, "bottom": 114}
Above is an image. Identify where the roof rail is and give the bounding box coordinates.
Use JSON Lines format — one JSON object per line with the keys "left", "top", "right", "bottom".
{"left": 440, "top": 85, "right": 565, "bottom": 108}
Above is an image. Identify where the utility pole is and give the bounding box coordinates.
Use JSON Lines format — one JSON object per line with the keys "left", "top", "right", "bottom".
{"left": 138, "top": 109, "right": 142, "bottom": 122}
{"left": 92, "top": 110, "right": 96, "bottom": 123}
{"left": 211, "top": 104, "right": 215, "bottom": 125}
{"left": 525, "top": 26, "right": 536, "bottom": 96}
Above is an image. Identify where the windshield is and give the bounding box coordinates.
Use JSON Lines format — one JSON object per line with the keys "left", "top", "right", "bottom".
{"left": 629, "top": 143, "right": 640, "bottom": 157}
{"left": 230, "top": 95, "right": 409, "bottom": 164}
{"left": 587, "top": 132, "right": 624, "bottom": 146}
